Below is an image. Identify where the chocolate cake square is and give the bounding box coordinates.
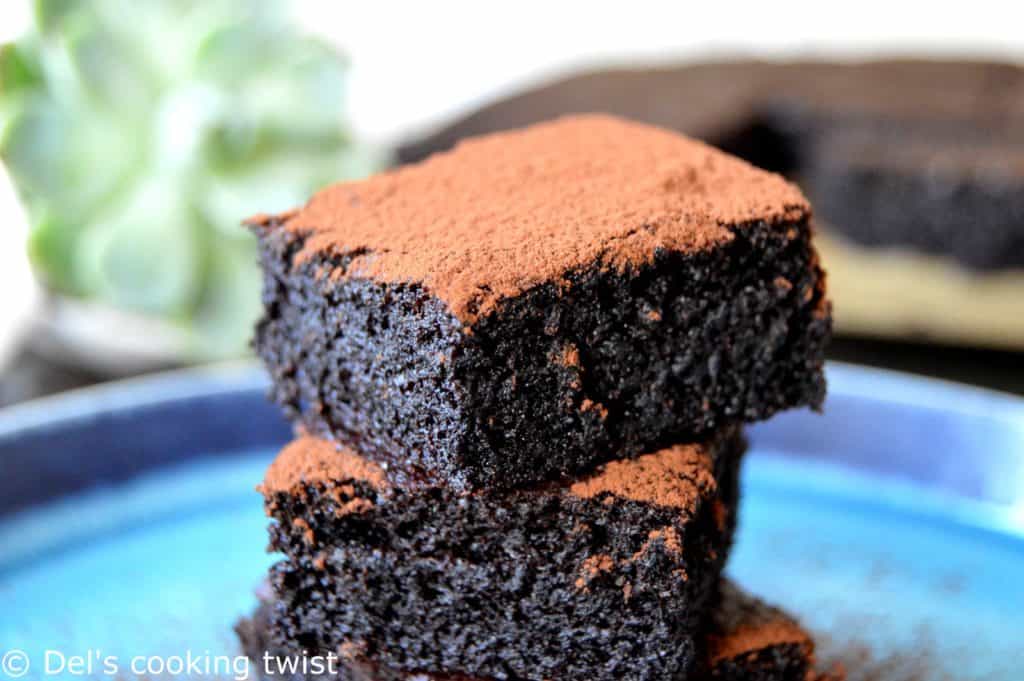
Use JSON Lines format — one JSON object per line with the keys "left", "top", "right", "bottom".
{"left": 802, "top": 129, "right": 1024, "bottom": 270}
{"left": 236, "top": 578, "right": 837, "bottom": 681}
{"left": 252, "top": 427, "right": 744, "bottom": 681}
{"left": 251, "top": 115, "right": 830, "bottom": 490}
{"left": 703, "top": 581, "right": 826, "bottom": 681}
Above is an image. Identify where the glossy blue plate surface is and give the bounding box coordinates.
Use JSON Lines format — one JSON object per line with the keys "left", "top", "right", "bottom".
{"left": 0, "top": 362, "right": 1022, "bottom": 679}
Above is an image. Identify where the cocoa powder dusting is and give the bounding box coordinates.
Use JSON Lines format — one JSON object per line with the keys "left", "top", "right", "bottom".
{"left": 574, "top": 554, "right": 615, "bottom": 590}
{"left": 265, "top": 115, "right": 809, "bottom": 323}
{"left": 568, "top": 443, "right": 717, "bottom": 514}
{"left": 579, "top": 398, "right": 609, "bottom": 421}
{"left": 262, "top": 437, "right": 389, "bottom": 494}
{"left": 557, "top": 343, "right": 581, "bottom": 368}
{"left": 643, "top": 527, "right": 683, "bottom": 556}
{"left": 327, "top": 484, "right": 377, "bottom": 516}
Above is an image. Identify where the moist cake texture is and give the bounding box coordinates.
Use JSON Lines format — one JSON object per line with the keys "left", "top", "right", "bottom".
{"left": 236, "top": 579, "right": 839, "bottom": 681}
{"left": 255, "top": 428, "right": 744, "bottom": 681}
{"left": 252, "top": 115, "right": 830, "bottom": 490}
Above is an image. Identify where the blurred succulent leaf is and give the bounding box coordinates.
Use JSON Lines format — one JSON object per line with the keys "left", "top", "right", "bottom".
{"left": 1, "top": 0, "right": 380, "bottom": 359}
{"left": 0, "top": 41, "right": 44, "bottom": 94}
{"left": 1, "top": 97, "right": 67, "bottom": 199}
{"left": 27, "top": 209, "right": 80, "bottom": 291}
{"left": 75, "top": 176, "right": 203, "bottom": 317}
{"left": 34, "top": 0, "right": 77, "bottom": 34}
{"left": 64, "top": 15, "right": 159, "bottom": 106}
{"left": 6, "top": 96, "right": 143, "bottom": 243}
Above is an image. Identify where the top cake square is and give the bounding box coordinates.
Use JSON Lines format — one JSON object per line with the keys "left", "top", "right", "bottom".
{"left": 251, "top": 114, "right": 830, "bottom": 490}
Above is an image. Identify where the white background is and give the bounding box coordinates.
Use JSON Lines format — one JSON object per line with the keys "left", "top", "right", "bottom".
{"left": 2, "top": 0, "right": 1024, "bottom": 364}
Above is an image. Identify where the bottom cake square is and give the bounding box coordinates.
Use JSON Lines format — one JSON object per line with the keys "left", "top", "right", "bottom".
{"left": 254, "top": 428, "right": 743, "bottom": 680}
{"left": 236, "top": 579, "right": 839, "bottom": 681}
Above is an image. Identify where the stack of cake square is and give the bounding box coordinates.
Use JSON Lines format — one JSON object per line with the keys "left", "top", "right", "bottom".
{"left": 239, "top": 116, "right": 836, "bottom": 680}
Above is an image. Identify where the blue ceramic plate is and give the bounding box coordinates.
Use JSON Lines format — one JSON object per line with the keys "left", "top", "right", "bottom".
{"left": 0, "top": 362, "right": 1022, "bottom": 680}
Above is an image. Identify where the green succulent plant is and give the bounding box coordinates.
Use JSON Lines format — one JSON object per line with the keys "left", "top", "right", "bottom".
{"left": 0, "top": 0, "right": 378, "bottom": 359}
